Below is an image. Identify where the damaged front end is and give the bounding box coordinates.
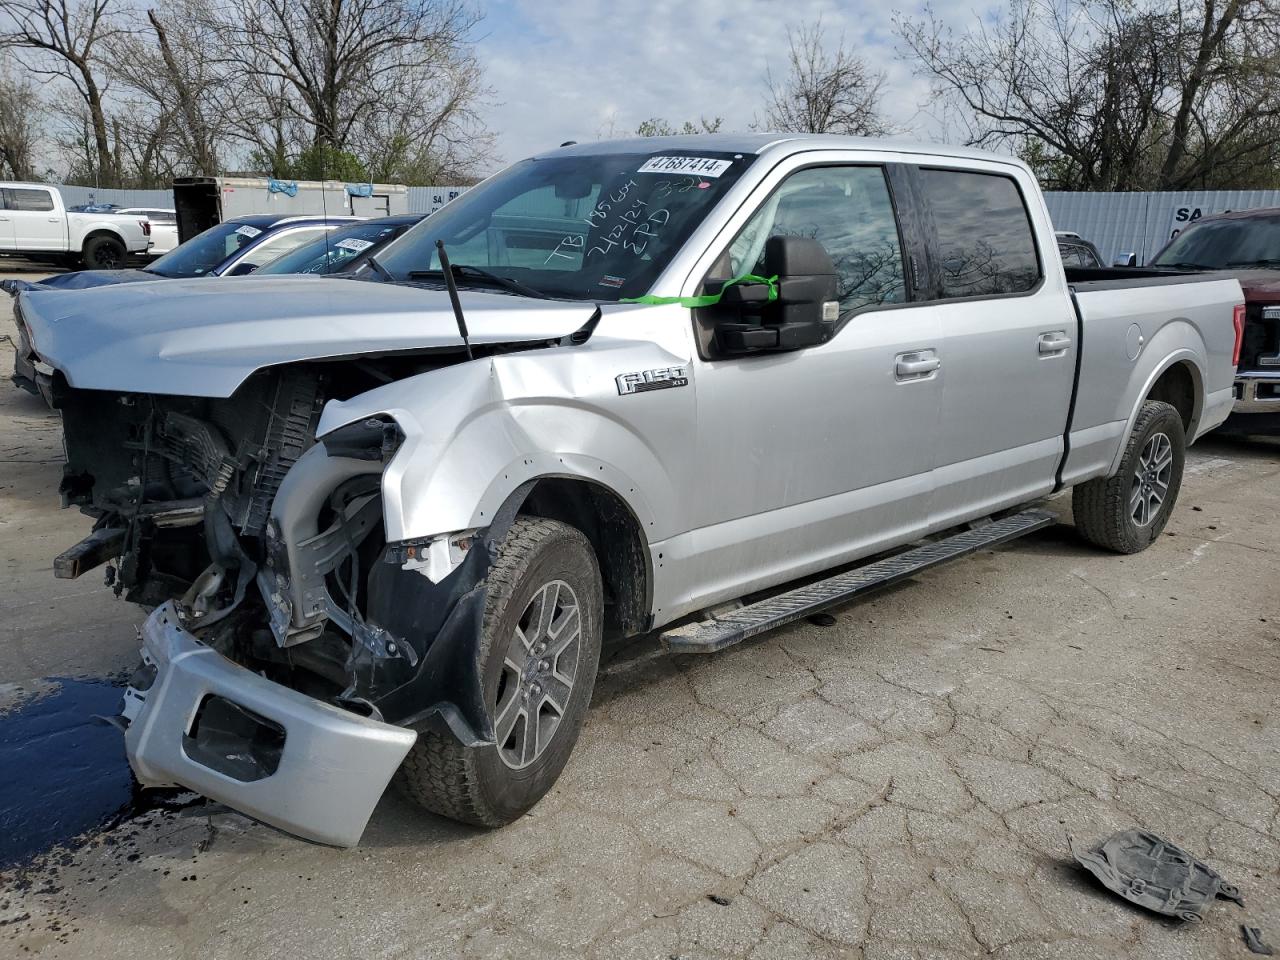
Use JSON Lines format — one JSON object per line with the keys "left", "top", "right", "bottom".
{"left": 53, "top": 365, "right": 499, "bottom": 846}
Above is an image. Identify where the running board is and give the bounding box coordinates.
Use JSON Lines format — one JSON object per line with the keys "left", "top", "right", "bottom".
{"left": 659, "top": 509, "right": 1057, "bottom": 654}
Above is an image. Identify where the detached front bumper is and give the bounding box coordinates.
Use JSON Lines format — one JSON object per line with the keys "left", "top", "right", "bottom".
{"left": 122, "top": 602, "right": 417, "bottom": 847}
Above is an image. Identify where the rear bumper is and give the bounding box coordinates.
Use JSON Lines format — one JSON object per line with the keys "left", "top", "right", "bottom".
{"left": 122, "top": 602, "right": 417, "bottom": 847}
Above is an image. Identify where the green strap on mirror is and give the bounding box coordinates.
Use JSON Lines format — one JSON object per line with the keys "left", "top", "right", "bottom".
{"left": 619, "top": 273, "right": 779, "bottom": 308}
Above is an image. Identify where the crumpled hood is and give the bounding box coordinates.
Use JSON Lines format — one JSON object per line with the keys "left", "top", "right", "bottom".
{"left": 39, "top": 269, "right": 158, "bottom": 291}
{"left": 19, "top": 275, "right": 596, "bottom": 398}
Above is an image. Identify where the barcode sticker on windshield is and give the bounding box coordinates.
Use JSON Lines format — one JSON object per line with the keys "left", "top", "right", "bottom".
{"left": 638, "top": 156, "right": 733, "bottom": 178}
{"left": 235, "top": 225, "right": 262, "bottom": 238}
{"left": 335, "top": 238, "right": 374, "bottom": 252}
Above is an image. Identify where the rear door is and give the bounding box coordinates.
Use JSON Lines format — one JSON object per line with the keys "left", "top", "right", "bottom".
{"left": 911, "top": 165, "right": 1076, "bottom": 526}
{"left": 8, "top": 187, "right": 64, "bottom": 251}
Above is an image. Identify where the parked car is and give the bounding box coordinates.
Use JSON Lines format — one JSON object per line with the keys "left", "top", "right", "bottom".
{"left": 1056, "top": 231, "right": 1103, "bottom": 268}
{"left": 252, "top": 214, "right": 426, "bottom": 276}
{"left": 13, "top": 134, "right": 1241, "bottom": 847}
{"left": 12, "top": 213, "right": 360, "bottom": 292}
{"left": 118, "top": 207, "right": 179, "bottom": 255}
{"left": 0, "top": 183, "right": 150, "bottom": 268}
{"left": 1146, "top": 209, "right": 1280, "bottom": 433}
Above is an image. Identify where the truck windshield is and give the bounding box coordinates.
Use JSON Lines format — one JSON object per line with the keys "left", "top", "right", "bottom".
{"left": 375, "top": 150, "right": 755, "bottom": 300}
{"left": 256, "top": 220, "right": 411, "bottom": 276}
{"left": 147, "top": 221, "right": 265, "bottom": 278}
{"left": 1152, "top": 216, "right": 1280, "bottom": 269}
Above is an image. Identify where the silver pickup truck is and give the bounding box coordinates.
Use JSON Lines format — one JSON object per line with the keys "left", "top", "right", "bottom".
{"left": 13, "top": 135, "right": 1241, "bottom": 847}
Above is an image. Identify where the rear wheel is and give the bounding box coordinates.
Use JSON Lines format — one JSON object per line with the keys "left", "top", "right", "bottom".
{"left": 397, "top": 517, "right": 602, "bottom": 826}
{"left": 82, "top": 235, "right": 125, "bottom": 270}
{"left": 1073, "top": 399, "right": 1185, "bottom": 553}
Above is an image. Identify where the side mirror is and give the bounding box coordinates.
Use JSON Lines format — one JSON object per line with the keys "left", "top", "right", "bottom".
{"left": 227, "top": 262, "right": 259, "bottom": 276}
{"left": 1112, "top": 253, "right": 1137, "bottom": 268}
{"left": 713, "top": 236, "right": 840, "bottom": 355}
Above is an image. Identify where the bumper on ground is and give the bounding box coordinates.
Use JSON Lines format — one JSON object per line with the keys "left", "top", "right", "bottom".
{"left": 123, "top": 602, "right": 417, "bottom": 847}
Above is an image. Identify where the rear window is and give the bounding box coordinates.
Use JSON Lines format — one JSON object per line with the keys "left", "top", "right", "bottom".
{"left": 7, "top": 188, "right": 54, "bottom": 212}
{"left": 918, "top": 169, "right": 1040, "bottom": 298}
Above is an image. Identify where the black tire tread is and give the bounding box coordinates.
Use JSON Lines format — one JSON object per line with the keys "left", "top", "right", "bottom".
{"left": 396, "top": 516, "right": 586, "bottom": 827}
{"left": 1072, "top": 400, "right": 1184, "bottom": 554}
{"left": 82, "top": 234, "right": 125, "bottom": 270}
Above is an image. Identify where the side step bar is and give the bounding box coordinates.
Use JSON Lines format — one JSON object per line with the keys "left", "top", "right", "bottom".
{"left": 659, "top": 509, "right": 1057, "bottom": 654}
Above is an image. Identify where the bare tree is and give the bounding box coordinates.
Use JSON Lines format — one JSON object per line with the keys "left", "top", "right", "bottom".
{"left": 205, "top": 0, "right": 491, "bottom": 180}
{"left": 0, "top": 69, "right": 40, "bottom": 179}
{"left": 635, "top": 116, "right": 723, "bottom": 137}
{"left": 107, "top": 5, "right": 225, "bottom": 179}
{"left": 761, "top": 19, "right": 889, "bottom": 136}
{"left": 896, "top": 0, "right": 1280, "bottom": 190}
{"left": 0, "top": 0, "right": 123, "bottom": 184}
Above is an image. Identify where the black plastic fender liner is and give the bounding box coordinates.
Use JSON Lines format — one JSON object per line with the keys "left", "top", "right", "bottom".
{"left": 361, "top": 481, "right": 537, "bottom": 745}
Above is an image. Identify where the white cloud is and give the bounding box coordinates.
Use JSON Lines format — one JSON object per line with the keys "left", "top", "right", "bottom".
{"left": 475, "top": 0, "right": 998, "bottom": 171}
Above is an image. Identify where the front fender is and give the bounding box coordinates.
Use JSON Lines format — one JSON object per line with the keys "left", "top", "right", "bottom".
{"left": 317, "top": 347, "right": 691, "bottom": 546}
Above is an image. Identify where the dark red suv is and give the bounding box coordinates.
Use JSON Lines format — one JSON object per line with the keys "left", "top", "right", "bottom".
{"left": 1149, "top": 209, "right": 1280, "bottom": 434}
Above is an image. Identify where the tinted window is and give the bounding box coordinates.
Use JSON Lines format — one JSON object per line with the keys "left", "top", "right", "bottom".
{"left": 1152, "top": 216, "right": 1280, "bottom": 269}
{"left": 729, "top": 166, "right": 906, "bottom": 313}
{"left": 919, "top": 169, "right": 1040, "bottom": 298}
{"left": 9, "top": 188, "right": 54, "bottom": 212}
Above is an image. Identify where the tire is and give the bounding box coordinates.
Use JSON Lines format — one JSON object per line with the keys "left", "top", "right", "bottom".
{"left": 81, "top": 235, "right": 125, "bottom": 270}
{"left": 397, "top": 517, "right": 603, "bottom": 827}
{"left": 1072, "top": 400, "right": 1185, "bottom": 553}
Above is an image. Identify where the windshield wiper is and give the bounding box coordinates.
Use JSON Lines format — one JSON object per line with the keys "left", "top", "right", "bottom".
{"left": 363, "top": 254, "right": 394, "bottom": 282}
{"left": 1153, "top": 261, "right": 1213, "bottom": 270}
{"left": 408, "top": 264, "right": 550, "bottom": 300}
{"left": 1226, "top": 259, "right": 1280, "bottom": 269}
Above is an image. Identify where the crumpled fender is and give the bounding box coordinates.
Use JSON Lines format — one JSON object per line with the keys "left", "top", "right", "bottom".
{"left": 316, "top": 307, "right": 697, "bottom": 547}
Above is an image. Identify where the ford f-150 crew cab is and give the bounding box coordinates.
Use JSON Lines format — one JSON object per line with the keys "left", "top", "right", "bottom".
{"left": 0, "top": 183, "right": 151, "bottom": 268}
{"left": 12, "top": 135, "right": 1241, "bottom": 847}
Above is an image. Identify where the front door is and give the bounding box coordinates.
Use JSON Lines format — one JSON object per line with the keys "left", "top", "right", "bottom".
{"left": 8, "top": 187, "right": 64, "bottom": 251}
{"left": 681, "top": 163, "right": 941, "bottom": 612}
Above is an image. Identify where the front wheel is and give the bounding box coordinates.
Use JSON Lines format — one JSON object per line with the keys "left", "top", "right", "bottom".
{"left": 397, "top": 517, "right": 603, "bottom": 827}
{"left": 1072, "top": 399, "right": 1186, "bottom": 553}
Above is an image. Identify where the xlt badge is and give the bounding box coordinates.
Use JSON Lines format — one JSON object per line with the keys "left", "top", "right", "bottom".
{"left": 616, "top": 366, "right": 689, "bottom": 396}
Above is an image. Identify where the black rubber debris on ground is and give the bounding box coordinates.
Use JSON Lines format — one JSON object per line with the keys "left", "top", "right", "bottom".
{"left": 1244, "top": 925, "right": 1275, "bottom": 955}
{"left": 806, "top": 613, "right": 837, "bottom": 627}
{"left": 1069, "top": 829, "right": 1242, "bottom": 923}
{"left": 0, "top": 677, "right": 185, "bottom": 868}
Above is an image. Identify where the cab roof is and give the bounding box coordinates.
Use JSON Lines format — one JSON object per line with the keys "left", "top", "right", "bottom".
{"left": 535, "top": 133, "right": 1030, "bottom": 170}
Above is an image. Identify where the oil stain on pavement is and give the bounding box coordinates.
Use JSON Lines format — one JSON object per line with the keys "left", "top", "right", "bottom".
{"left": 0, "top": 677, "right": 179, "bottom": 868}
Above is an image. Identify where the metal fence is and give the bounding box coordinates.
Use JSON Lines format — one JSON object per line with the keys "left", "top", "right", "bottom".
{"left": 1043, "top": 190, "right": 1280, "bottom": 265}
{"left": 41, "top": 184, "right": 472, "bottom": 216}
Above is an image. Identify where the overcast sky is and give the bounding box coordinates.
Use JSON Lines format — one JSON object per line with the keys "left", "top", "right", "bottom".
{"left": 475, "top": 0, "right": 994, "bottom": 171}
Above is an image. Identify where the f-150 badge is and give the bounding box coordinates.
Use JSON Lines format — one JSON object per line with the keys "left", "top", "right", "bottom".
{"left": 616, "top": 366, "right": 689, "bottom": 395}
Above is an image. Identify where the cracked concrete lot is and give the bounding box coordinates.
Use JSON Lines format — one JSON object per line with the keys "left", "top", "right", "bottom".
{"left": 2, "top": 264, "right": 1278, "bottom": 959}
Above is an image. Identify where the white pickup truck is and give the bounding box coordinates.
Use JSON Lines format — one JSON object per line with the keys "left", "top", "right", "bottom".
{"left": 0, "top": 183, "right": 152, "bottom": 268}
{"left": 13, "top": 135, "right": 1241, "bottom": 847}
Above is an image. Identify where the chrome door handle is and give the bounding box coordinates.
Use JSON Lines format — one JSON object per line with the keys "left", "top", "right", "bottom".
{"left": 895, "top": 351, "right": 941, "bottom": 379}
{"left": 47, "top": 217, "right": 60, "bottom": 223}
{"left": 1038, "top": 332, "right": 1071, "bottom": 354}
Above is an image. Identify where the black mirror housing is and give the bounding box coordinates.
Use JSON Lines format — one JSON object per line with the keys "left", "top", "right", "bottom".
{"left": 711, "top": 235, "right": 840, "bottom": 356}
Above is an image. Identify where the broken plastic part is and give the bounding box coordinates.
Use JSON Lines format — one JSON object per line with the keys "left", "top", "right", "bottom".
{"left": 1070, "top": 829, "right": 1242, "bottom": 923}
{"left": 399, "top": 529, "right": 478, "bottom": 584}
{"left": 1244, "top": 925, "right": 1275, "bottom": 956}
